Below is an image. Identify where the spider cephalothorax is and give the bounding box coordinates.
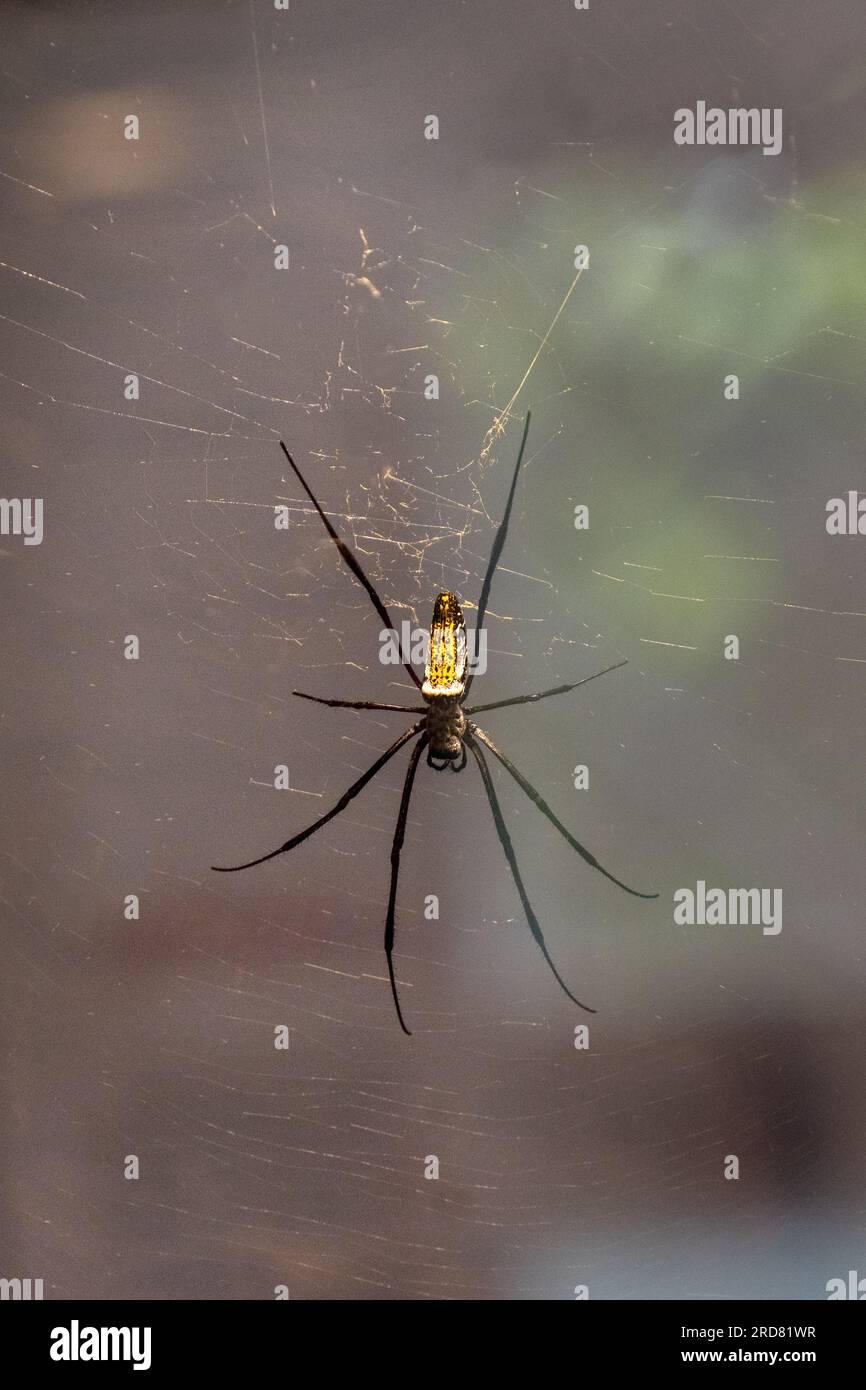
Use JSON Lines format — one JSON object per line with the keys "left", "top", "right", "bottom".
{"left": 422, "top": 592, "right": 468, "bottom": 769}
{"left": 214, "top": 413, "right": 658, "bottom": 1034}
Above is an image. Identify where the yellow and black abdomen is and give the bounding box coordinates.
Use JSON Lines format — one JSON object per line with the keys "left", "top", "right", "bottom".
{"left": 422, "top": 592, "right": 467, "bottom": 700}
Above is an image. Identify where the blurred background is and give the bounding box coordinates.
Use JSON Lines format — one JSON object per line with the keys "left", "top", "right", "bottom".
{"left": 1, "top": 0, "right": 865, "bottom": 1299}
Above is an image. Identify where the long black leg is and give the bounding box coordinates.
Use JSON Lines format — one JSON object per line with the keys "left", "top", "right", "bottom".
{"left": 470, "top": 724, "right": 658, "bottom": 900}
{"left": 280, "top": 441, "right": 422, "bottom": 690}
{"left": 212, "top": 723, "right": 423, "bottom": 872}
{"left": 466, "top": 734, "right": 595, "bottom": 1014}
{"left": 466, "top": 660, "right": 627, "bottom": 715}
{"left": 463, "top": 410, "right": 532, "bottom": 699}
{"left": 385, "top": 734, "right": 428, "bottom": 1035}
{"left": 293, "top": 690, "right": 425, "bottom": 713}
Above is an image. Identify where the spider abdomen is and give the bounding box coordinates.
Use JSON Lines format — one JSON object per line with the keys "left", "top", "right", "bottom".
{"left": 422, "top": 591, "right": 467, "bottom": 700}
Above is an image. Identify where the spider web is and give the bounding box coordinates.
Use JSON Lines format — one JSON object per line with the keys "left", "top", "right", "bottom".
{"left": 1, "top": 0, "right": 865, "bottom": 1301}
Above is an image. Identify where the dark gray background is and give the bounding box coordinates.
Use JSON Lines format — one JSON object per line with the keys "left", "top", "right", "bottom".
{"left": 1, "top": 0, "right": 865, "bottom": 1299}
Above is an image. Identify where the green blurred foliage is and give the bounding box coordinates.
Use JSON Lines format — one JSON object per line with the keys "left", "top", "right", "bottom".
{"left": 433, "top": 164, "right": 866, "bottom": 650}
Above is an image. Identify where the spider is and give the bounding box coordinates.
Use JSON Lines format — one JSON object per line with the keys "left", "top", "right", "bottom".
{"left": 213, "top": 412, "right": 658, "bottom": 1033}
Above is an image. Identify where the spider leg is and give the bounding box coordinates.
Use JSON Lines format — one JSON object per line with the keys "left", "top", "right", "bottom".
{"left": 385, "top": 733, "right": 428, "bottom": 1035}
{"left": 469, "top": 724, "right": 658, "bottom": 900}
{"left": 280, "top": 441, "right": 422, "bottom": 691}
{"left": 293, "top": 690, "right": 425, "bottom": 713}
{"left": 465, "top": 660, "right": 628, "bottom": 715}
{"left": 212, "top": 722, "right": 424, "bottom": 872}
{"left": 463, "top": 410, "right": 532, "bottom": 699}
{"left": 465, "top": 733, "right": 595, "bottom": 1014}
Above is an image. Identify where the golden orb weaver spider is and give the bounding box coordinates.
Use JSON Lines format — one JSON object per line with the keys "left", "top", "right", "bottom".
{"left": 213, "top": 413, "right": 658, "bottom": 1034}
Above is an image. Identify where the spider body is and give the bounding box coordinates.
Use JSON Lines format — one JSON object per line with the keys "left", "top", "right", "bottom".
{"left": 422, "top": 591, "right": 468, "bottom": 767}
{"left": 423, "top": 692, "right": 467, "bottom": 767}
{"left": 214, "top": 414, "right": 658, "bottom": 1034}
